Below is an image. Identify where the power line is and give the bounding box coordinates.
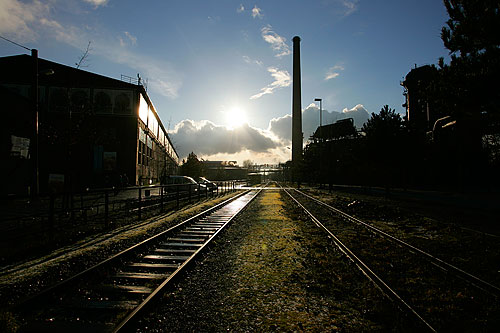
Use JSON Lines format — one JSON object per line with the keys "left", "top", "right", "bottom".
{"left": 0, "top": 35, "right": 31, "bottom": 51}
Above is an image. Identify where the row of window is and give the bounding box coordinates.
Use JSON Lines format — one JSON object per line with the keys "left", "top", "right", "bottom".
{"left": 138, "top": 95, "right": 179, "bottom": 164}
{"left": 48, "top": 87, "right": 134, "bottom": 115}
{"left": 138, "top": 141, "right": 153, "bottom": 166}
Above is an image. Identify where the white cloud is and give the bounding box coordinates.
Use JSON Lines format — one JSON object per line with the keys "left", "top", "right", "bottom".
{"left": 261, "top": 25, "right": 291, "bottom": 57}
{"left": 325, "top": 65, "right": 344, "bottom": 80}
{"left": 169, "top": 119, "right": 280, "bottom": 159}
{"left": 0, "top": 0, "right": 50, "bottom": 42}
{"left": 268, "top": 104, "right": 370, "bottom": 143}
{"left": 170, "top": 103, "right": 369, "bottom": 165}
{"left": 250, "top": 67, "right": 291, "bottom": 99}
{"left": 124, "top": 31, "right": 137, "bottom": 45}
{"left": 252, "top": 5, "right": 263, "bottom": 18}
{"left": 0, "top": 0, "right": 182, "bottom": 99}
{"left": 340, "top": 0, "right": 359, "bottom": 16}
{"left": 242, "top": 55, "right": 263, "bottom": 66}
{"left": 83, "top": 0, "right": 108, "bottom": 8}
{"left": 237, "top": 4, "right": 245, "bottom": 13}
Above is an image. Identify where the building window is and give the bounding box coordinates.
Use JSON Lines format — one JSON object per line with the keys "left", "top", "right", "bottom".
{"left": 70, "top": 89, "right": 90, "bottom": 113}
{"left": 94, "top": 91, "right": 112, "bottom": 114}
{"left": 114, "top": 92, "right": 132, "bottom": 114}
{"left": 49, "top": 87, "right": 69, "bottom": 113}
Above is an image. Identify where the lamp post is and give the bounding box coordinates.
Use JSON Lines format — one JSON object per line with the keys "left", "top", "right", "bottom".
{"left": 32, "top": 48, "right": 39, "bottom": 200}
{"left": 314, "top": 98, "right": 322, "bottom": 141}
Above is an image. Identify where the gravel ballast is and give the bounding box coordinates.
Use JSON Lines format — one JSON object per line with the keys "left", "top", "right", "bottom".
{"left": 135, "top": 189, "right": 407, "bottom": 332}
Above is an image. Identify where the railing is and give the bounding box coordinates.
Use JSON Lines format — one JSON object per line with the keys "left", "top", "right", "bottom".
{"left": 0, "top": 181, "right": 239, "bottom": 263}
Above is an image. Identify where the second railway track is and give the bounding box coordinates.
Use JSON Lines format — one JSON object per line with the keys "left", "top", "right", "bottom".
{"left": 12, "top": 189, "right": 261, "bottom": 332}
{"left": 284, "top": 186, "right": 500, "bottom": 332}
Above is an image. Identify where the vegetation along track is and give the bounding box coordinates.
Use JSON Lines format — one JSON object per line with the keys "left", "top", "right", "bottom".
{"left": 284, "top": 187, "right": 500, "bottom": 332}
{"left": 10, "top": 189, "right": 261, "bottom": 332}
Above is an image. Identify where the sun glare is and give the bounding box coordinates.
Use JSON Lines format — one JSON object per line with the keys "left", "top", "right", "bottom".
{"left": 225, "top": 106, "right": 248, "bottom": 129}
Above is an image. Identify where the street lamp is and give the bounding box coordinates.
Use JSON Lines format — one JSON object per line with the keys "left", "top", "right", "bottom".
{"left": 314, "top": 98, "right": 322, "bottom": 141}
{"left": 32, "top": 48, "right": 39, "bottom": 200}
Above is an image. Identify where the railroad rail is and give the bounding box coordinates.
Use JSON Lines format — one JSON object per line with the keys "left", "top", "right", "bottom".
{"left": 295, "top": 189, "right": 500, "bottom": 297}
{"left": 283, "top": 187, "right": 500, "bottom": 332}
{"left": 12, "top": 188, "right": 261, "bottom": 332}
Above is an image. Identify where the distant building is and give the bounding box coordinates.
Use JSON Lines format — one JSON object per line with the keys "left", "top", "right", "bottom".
{"left": 310, "top": 118, "right": 357, "bottom": 142}
{"left": 0, "top": 53, "right": 179, "bottom": 195}
{"left": 201, "top": 160, "right": 246, "bottom": 180}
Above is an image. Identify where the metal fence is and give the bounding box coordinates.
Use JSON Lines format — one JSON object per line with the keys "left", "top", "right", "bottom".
{"left": 0, "top": 181, "right": 238, "bottom": 262}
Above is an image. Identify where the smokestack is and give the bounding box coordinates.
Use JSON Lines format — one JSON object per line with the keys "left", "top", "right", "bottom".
{"left": 291, "top": 36, "right": 302, "bottom": 168}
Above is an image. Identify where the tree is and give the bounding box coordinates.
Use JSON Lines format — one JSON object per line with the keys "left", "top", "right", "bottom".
{"left": 441, "top": 0, "right": 500, "bottom": 58}
{"left": 362, "top": 105, "right": 408, "bottom": 187}
{"left": 362, "top": 105, "right": 405, "bottom": 142}
{"left": 440, "top": 0, "right": 500, "bottom": 120}
{"left": 242, "top": 159, "right": 253, "bottom": 169}
{"left": 180, "top": 152, "right": 204, "bottom": 178}
{"left": 75, "top": 41, "right": 92, "bottom": 69}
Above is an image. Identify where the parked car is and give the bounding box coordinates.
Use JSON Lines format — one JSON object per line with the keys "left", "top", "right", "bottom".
{"left": 164, "top": 175, "right": 200, "bottom": 192}
{"left": 197, "top": 177, "right": 218, "bottom": 190}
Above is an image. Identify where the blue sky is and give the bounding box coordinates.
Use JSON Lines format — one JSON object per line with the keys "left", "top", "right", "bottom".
{"left": 0, "top": 0, "right": 450, "bottom": 164}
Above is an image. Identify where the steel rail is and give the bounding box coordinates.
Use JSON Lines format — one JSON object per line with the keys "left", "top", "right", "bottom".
{"left": 113, "top": 187, "right": 263, "bottom": 332}
{"left": 283, "top": 188, "right": 436, "bottom": 332}
{"left": 13, "top": 189, "right": 251, "bottom": 309}
{"left": 295, "top": 189, "right": 500, "bottom": 297}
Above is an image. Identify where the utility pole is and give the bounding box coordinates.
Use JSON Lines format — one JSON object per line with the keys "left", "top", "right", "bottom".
{"left": 31, "top": 48, "right": 39, "bottom": 200}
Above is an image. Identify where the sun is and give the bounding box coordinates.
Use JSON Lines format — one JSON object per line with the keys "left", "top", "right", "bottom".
{"left": 225, "top": 106, "right": 248, "bottom": 129}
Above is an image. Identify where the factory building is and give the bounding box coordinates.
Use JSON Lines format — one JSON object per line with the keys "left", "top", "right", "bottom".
{"left": 0, "top": 53, "right": 179, "bottom": 195}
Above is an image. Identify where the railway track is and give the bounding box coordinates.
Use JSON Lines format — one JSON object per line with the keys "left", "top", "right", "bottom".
{"left": 12, "top": 189, "right": 261, "bottom": 332}
{"left": 283, "top": 187, "right": 500, "bottom": 332}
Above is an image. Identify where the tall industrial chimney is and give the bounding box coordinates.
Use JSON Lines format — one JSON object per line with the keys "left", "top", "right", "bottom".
{"left": 291, "top": 36, "right": 302, "bottom": 169}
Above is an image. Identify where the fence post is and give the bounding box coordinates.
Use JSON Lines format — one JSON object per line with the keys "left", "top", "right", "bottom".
{"left": 105, "top": 189, "right": 109, "bottom": 228}
{"left": 176, "top": 185, "right": 180, "bottom": 209}
{"left": 198, "top": 184, "right": 200, "bottom": 201}
{"left": 138, "top": 187, "right": 142, "bottom": 221}
{"left": 160, "top": 186, "right": 164, "bottom": 211}
{"left": 70, "top": 190, "right": 75, "bottom": 221}
{"left": 49, "top": 193, "right": 55, "bottom": 233}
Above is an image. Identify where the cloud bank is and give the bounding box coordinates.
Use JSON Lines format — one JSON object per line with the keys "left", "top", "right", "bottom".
{"left": 169, "top": 120, "right": 279, "bottom": 158}
{"left": 268, "top": 103, "right": 370, "bottom": 143}
{"left": 170, "top": 104, "right": 370, "bottom": 164}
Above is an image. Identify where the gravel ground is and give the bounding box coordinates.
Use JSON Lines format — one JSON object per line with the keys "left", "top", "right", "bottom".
{"left": 0, "top": 193, "right": 239, "bottom": 332}
{"left": 4, "top": 184, "right": 497, "bottom": 332}
{"left": 302, "top": 187, "right": 500, "bottom": 288}
{"left": 134, "top": 189, "right": 412, "bottom": 332}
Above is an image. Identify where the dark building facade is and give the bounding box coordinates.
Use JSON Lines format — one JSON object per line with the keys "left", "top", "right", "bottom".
{"left": 0, "top": 54, "right": 178, "bottom": 195}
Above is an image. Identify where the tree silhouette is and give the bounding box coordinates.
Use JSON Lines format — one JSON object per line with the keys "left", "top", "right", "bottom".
{"left": 362, "top": 105, "right": 405, "bottom": 142}
{"left": 180, "top": 152, "right": 204, "bottom": 178}
{"left": 441, "top": 0, "right": 500, "bottom": 58}
{"left": 362, "top": 105, "right": 407, "bottom": 187}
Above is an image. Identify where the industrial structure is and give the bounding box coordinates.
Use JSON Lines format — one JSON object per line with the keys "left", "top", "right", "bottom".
{"left": 291, "top": 36, "right": 303, "bottom": 173}
{"left": 401, "top": 64, "right": 439, "bottom": 134}
{"left": 310, "top": 118, "right": 358, "bottom": 142}
{"left": 0, "top": 53, "right": 179, "bottom": 195}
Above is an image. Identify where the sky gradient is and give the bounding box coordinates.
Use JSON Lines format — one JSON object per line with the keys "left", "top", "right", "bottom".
{"left": 0, "top": 0, "right": 451, "bottom": 164}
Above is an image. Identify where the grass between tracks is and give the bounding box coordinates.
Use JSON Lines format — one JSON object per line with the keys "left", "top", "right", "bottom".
{"left": 138, "top": 189, "right": 402, "bottom": 332}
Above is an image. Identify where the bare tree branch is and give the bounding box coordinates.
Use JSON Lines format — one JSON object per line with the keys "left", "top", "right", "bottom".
{"left": 75, "top": 41, "right": 92, "bottom": 69}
